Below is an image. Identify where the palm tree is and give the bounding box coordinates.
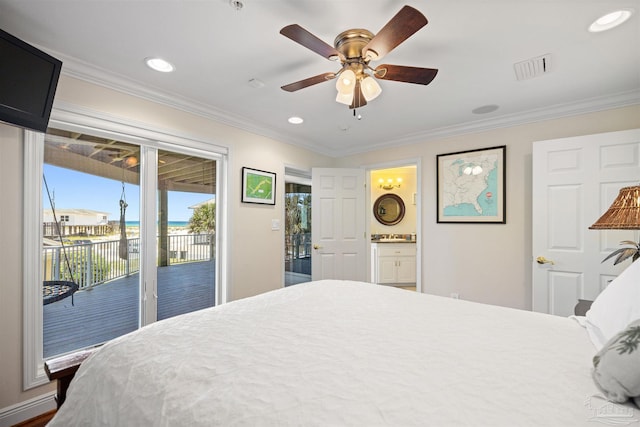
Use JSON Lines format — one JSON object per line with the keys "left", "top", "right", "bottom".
{"left": 189, "top": 203, "right": 215, "bottom": 234}
{"left": 189, "top": 202, "right": 216, "bottom": 259}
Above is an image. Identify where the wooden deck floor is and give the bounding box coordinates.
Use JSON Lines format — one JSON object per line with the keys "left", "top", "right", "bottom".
{"left": 43, "top": 260, "right": 215, "bottom": 358}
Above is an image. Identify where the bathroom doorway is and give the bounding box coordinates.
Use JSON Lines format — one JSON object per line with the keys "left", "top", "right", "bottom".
{"left": 369, "top": 164, "right": 419, "bottom": 291}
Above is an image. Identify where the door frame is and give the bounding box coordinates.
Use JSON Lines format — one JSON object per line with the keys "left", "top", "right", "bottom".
{"left": 365, "top": 157, "right": 422, "bottom": 293}
{"left": 283, "top": 166, "right": 312, "bottom": 287}
{"left": 23, "top": 104, "right": 229, "bottom": 389}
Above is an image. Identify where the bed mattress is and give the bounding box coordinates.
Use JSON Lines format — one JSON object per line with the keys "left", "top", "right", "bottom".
{"left": 48, "top": 280, "right": 625, "bottom": 426}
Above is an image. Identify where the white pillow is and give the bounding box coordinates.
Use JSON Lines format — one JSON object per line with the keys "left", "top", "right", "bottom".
{"left": 592, "top": 318, "right": 640, "bottom": 403}
{"left": 585, "top": 259, "right": 640, "bottom": 350}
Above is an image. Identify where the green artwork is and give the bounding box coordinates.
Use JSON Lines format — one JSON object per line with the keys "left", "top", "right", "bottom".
{"left": 245, "top": 172, "right": 273, "bottom": 200}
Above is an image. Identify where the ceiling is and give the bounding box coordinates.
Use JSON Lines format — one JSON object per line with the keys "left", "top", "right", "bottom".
{"left": 45, "top": 129, "right": 216, "bottom": 194}
{"left": 1, "top": 0, "right": 639, "bottom": 157}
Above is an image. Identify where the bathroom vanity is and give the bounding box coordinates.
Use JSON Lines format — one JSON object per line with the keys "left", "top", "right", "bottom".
{"left": 371, "top": 241, "right": 416, "bottom": 286}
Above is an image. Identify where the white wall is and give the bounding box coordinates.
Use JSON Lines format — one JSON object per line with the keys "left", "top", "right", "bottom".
{"left": 337, "top": 105, "right": 640, "bottom": 310}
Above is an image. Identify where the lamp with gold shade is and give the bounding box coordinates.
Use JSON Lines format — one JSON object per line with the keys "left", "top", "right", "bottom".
{"left": 589, "top": 185, "right": 640, "bottom": 264}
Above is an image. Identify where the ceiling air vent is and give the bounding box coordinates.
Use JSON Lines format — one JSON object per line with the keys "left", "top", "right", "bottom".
{"left": 514, "top": 54, "right": 551, "bottom": 81}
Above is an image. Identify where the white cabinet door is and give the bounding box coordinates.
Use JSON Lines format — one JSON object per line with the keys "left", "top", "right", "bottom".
{"left": 396, "top": 256, "right": 417, "bottom": 283}
{"left": 378, "top": 257, "right": 397, "bottom": 283}
{"left": 532, "top": 129, "right": 640, "bottom": 316}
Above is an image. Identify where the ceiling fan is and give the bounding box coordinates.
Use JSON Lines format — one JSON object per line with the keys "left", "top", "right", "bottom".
{"left": 280, "top": 5, "right": 438, "bottom": 110}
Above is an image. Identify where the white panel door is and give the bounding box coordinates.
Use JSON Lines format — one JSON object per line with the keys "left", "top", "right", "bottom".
{"left": 532, "top": 129, "right": 640, "bottom": 316}
{"left": 311, "top": 168, "right": 366, "bottom": 281}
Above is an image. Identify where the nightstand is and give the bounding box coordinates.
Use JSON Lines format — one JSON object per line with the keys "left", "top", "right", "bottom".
{"left": 574, "top": 299, "right": 593, "bottom": 316}
{"left": 44, "top": 347, "right": 98, "bottom": 408}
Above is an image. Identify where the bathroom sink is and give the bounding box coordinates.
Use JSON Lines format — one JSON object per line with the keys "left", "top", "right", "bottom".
{"left": 377, "top": 238, "right": 411, "bottom": 242}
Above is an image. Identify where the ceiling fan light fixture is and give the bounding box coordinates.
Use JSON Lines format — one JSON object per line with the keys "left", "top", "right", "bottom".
{"left": 336, "top": 91, "right": 354, "bottom": 105}
{"left": 279, "top": 6, "right": 438, "bottom": 110}
{"left": 361, "top": 75, "right": 382, "bottom": 101}
{"left": 336, "top": 69, "right": 356, "bottom": 94}
{"left": 364, "top": 49, "right": 379, "bottom": 61}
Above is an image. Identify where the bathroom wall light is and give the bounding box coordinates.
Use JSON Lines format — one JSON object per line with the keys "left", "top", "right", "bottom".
{"left": 379, "top": 177, "right": 402, "bottom": 190}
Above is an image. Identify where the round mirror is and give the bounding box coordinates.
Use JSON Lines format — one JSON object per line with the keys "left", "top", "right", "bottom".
{"left": 373, "top": 193, "right": 406, "bottom": 226}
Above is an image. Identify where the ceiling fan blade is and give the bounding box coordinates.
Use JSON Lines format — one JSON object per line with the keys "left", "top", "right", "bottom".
{"left": 281, "top": 72, "right": 336, "bottom": 92}
{"left": 280, "top": 24, "right": 344, "bottom": 61}
{"left": 349, "top": 80, "right": 367, "bottom": 109}
{"left": 363, "top": 5, "right": 428, "bottom": 60}
{"left": 374, "top": 64, "right": 438, "bottom": 85}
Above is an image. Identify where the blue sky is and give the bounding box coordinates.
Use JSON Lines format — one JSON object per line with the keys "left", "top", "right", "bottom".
{"left": 43, "top": 165, "right": 212, "bottom": 222}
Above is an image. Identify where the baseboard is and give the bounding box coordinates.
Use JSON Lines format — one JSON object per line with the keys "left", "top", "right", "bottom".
{"left": 0, "top": 392, "right": 56, "bottom": 427}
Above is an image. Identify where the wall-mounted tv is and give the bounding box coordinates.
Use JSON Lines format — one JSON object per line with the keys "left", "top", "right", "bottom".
{"left": 0, "top": 28, "right": 62, "bottom": 133}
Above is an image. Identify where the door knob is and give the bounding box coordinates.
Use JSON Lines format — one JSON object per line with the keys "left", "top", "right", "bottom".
{"left": 313, "top": 244, "right": 322, "bottom": 250}
{"left": 536, "top": 256, "right": 555, "bottom": 265}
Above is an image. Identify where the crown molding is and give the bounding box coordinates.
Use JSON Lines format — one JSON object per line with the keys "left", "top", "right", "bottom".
{"left": 52, "top": 49, "right": 640, "bottom": 158}
{"left": 336, "top": 89, "right": 640, "bottom": 157}
{"left": 54, "top": 51, "right": 297, "bottom": 145}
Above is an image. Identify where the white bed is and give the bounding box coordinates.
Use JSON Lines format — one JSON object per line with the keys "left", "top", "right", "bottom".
{"left": 47, "top": 279, "right": 638, "bottom": 426}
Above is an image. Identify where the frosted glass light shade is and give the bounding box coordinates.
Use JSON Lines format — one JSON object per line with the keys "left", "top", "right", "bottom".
{"left": 361, "top": 76, "right": 382, "bottom": 101}
{"left": 336, "top": 91, "right": 354, "bottom": 105}
{"left": 336, "top": 69, "right": 356, "bottom": 94}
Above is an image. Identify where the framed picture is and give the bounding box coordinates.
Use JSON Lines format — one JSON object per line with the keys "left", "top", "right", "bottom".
{"left": 241, "top": 167, "right": 276, "bottom": 205}
{"left": 436, "top": 145, "right": 506, "bottom": 223}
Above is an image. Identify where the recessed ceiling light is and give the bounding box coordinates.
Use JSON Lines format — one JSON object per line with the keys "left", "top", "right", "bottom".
{"left": 589, "top": 9, "right": 633, "bottom": 32}
{"left": 145, "top": 57, "right": 175, "bottom": 73}
{"left": 288, "top": 116, "right": 304, "bottom": 124}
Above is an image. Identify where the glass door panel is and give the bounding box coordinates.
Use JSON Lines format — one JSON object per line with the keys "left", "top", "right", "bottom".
{"left": 42, "top": 129, "right": 140, "bottom": 358}
{"left": 284, "top": 182, "right": 311, "bottom": 286}
{"left": 156, "top": 149, "right": 216, "bottom": 320}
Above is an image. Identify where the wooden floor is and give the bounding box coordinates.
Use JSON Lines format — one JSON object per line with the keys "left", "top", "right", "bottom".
{"left": 44, "top": 260, "right": 215, "bottom": 358}
{"left": 12, "top": 410, "right": 56, "bottom": 427}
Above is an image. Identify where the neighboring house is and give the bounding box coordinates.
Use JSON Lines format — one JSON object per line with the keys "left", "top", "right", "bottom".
{"left": 188, "top": 197, "right": 215, "bottom": 210}
{"left": 43, "top": 208, "right": 110, "bottom": 237}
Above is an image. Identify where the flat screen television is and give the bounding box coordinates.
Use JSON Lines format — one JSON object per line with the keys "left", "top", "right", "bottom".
{"left": 0, "top": 28, "right": 62, "bottom": 133}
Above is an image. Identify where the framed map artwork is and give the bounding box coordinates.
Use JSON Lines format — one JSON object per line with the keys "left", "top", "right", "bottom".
{"left": 242, "top": 167, "right": 276, "bottom": 205}
{"left": 436, "top": 146, "right": 506, "bottom": 223}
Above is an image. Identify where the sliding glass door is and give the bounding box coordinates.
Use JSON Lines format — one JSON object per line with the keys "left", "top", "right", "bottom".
{"left": 156, "top": 149, "right": 216, "bottom": 319}
{"left": 42, "top": 130, "right": 141, "bottom": 358}
{"left": 39, "top": 129, "right": 220, "bottom": 359}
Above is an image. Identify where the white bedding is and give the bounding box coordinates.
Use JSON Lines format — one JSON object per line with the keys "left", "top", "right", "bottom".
{"left": 48, "top": 280, "right": 631, "bottom": 426}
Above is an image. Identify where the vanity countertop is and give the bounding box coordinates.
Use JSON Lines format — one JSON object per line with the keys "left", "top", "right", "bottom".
{"left": 371, "top": 239, "right": 416, "bottom": 243}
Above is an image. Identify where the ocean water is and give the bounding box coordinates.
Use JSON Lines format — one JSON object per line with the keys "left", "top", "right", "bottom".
{"left": 125, "top": 221, "right": 188, "bottom": 227}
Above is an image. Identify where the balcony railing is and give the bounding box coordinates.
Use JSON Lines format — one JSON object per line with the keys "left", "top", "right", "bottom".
{"left": 43, "top": 234, "right": 214, "bottom": 290}
{"left": 285, "top": 232, "right": 311, "bottom": 275}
